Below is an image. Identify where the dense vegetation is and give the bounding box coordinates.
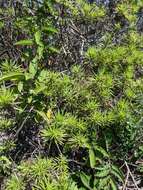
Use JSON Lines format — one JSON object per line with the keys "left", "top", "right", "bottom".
{"left": 0, "top": 0, "right": 143, "bottom": 189}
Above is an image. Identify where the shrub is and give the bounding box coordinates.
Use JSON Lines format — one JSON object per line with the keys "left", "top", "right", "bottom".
{"left": 0, "top": 0, "right": 143, "bottom": 189}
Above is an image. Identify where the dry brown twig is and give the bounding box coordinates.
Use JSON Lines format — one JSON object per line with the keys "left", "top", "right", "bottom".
{"left": 122, "top": 161, "right": 140, "bottom": 190}
{"left": 122, "top": 168, "right": 130, "bottom": 190}
{"left": 14, "top": 106, "right": 34, "bottom": 137}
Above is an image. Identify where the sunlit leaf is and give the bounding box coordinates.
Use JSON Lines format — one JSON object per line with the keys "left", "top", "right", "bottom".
{"left": 80, "top": 172, "right": 91, "bottom": 190}
{"left": 0, "top": 72, "right": 25, "bottom": 83}
{"left": 14, "top": 39, "right": 33, "bottom": 46}
{"left": 42, "top": 26, "right": 58, "bottom": 34}
{"left": 89, "top": 148, "right": 96, "bottom": 168}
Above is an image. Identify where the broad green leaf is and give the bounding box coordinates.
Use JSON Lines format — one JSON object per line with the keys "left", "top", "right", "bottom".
{"left": 69, "top": 181, "right": 79, "bottom": 190}
{"left": 35, "top": 30, "right": 43, "bottom": 46}
{"left": 0, "top": 72, "right": 25, "bottom": 83}
{"left": 0, "top": 21, "right": 4, "bottom": 29}
{"left": 37, "top": 46, "right": 44, "bottom": 59}
{"left": 25, "top": 73, "right": 34, "bottom": 80}
{"left": 18, "top": 81, "right": 23, "bottom": 92}
{"left": 95, "top": 169, "right": 109, "bottom": 178}
{"left": 28, "top": 56, "right": 38, "bottom": 78}
{"left": 28, "top": 96, "right": 33, "bottom": 104}
{"left": 42, "top": 26, "right": 58, "bottom": 34}
{"left": 89, "top": 148, "right": 96, "bottom": 168}
{"left": 94, "top": 145, "right": 109, "bottom": 157}
{"left": 48, "top": 46, "right": 60, "bottom": 53}
{"left": 111, "top": 169, "right": 123, "bottom": 182}
{"left": 80, "top": 172, "right": 91, "bottom": 190}
{"left": 112, "top": 165, "right": 124, "bottom": 180}
{"left": 38, "top": 70, "right": 48, "bottom": 81}
{"left": 29, "top": 61, "right": 37, "bottom": 77}
{"left": 14, "top": 39, "right": 33, "bottom": 46}
{"left": 93, "top": 178, "right": 98, "bottom": 187}
{"left": 96, "top": 165, "right": 109, "bottom": 171}
{"left": 110, "top": 179, "right": 117, "bottom": 190}
{"left": 33, "top": 85, "right": 47, "bottom": 95}
{"left": 98, "top": 176, "right": 110, "bottom": 189}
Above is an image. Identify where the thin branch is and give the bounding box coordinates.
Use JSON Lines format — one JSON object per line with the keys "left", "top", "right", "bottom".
{"left": 14, "top": 106, "right": 34, "bottom": 137}
{"left": 124, "top": 161, "right": 140, "bottom": 190}
{"left": 122, "top": 168, "right": 129, "bottom": 190}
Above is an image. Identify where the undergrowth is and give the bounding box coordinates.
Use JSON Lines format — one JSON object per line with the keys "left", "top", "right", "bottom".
{"left": 0, "top": 0, "right": 143, "bottom": 189}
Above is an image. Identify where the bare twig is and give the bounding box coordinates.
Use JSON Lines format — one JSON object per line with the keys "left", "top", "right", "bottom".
{"left": 122, "top": 168, "right": 129, "bottom": 190}
{"left": 124, "top": 161, "right": 140, "bottom": 190}
{"left": 14, "top": 106, "right": 34, "bottom": 137}
{"left": 68, "top": 159, "right": 85, "bottom": 166}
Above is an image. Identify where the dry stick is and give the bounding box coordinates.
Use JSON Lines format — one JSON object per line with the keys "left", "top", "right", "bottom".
{"left": 80, "top": 39, "right": 85, "bottom": 57}
{"left": 122, "top": 169, "right": 130, "bottom": 190}
{"left": 70, "top": 20, "right": 86, "bottom": 40}
{"left": 15, "top": 106, "right": 34, "bottom": 137}
{"left": 55, "top": 141, "right": 62, "bottom": 155}
{"left": 62, "top": 45, "right": 67, "bottom": 56}
{"left": 124, "top": 161, "right": 140, "bottom": 190}
{"left": 68, "top": 159, "right": 85, "bottom": 166}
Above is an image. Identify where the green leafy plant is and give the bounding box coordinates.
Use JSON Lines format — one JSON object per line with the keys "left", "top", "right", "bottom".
{"left": 0, "top": 0, "right": 143, "bottom": 190}
{"left": 5, "top": 174, "right": 25, "bottom": 190}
